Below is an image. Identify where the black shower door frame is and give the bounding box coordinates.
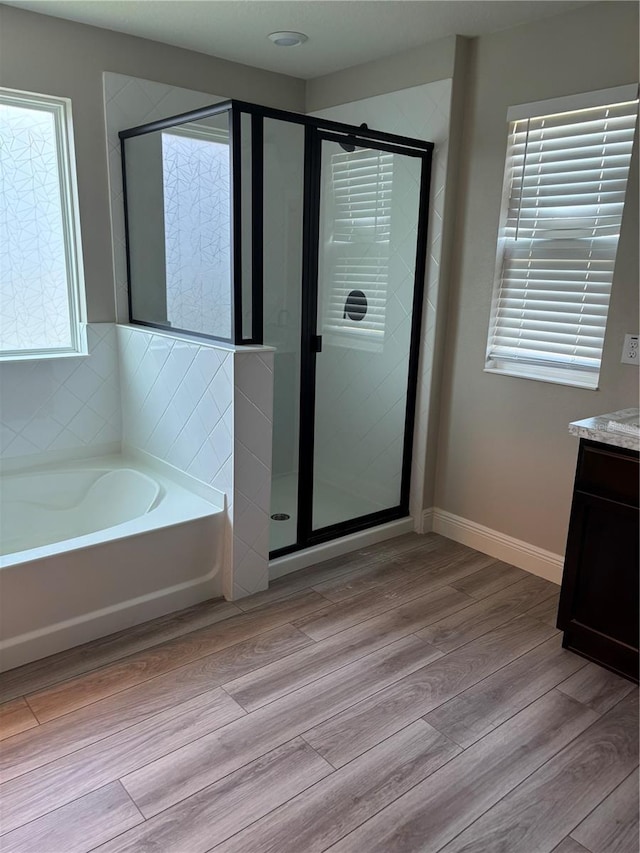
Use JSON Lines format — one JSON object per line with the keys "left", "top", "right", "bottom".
{"left": 277, "top": 124, "right": 434, "bottom": 558}
{"left": 119, "top": 99, "right": 433, "bottom": 558}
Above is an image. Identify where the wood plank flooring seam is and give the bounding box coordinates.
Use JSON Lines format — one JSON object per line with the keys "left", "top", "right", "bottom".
{"left": 206, "top": 721, "right": 463, "bottom": 853}
{"left": 0, "top": 688, "right": 247, "bottom": 835}
{"left": 425, "top": 700, "right": 598, "bottom": 853}
{"left": 292, "top": 555, "right": 500, "bottom": 643}
{"left": 0, "top": 599, "right": 244, "bottom": 704}
{"left": 428, "top": 688, "right": 633, "bottom": 853}
{"left": 0, "top": 626, "right": 311, "bottom": 787}
{"left": 0, "top": 780, "right": 146, "bottom": 847}
{"left": 563, "top": 772, "right": 632, "bottom": 849}
{"left": 319, "top": 689, "right": 600, "bottom": 853}
{"left": 0, "top": 675, "right": 257, "bottom": 782}
{"left": 297, "top": 714, "right": 462, "bottom": 776}
{"left": 221, "top": 629, "right": 442, "bottom": 715}
{"left": 419, "top": 652, "right": 589, "bottom": 749}
{"left": 24, "top": 593, "right": 332, "bottom": 724}
{"left": 435, "top": 690, "right": 639, "bottom": 853}
{"left": 119, "top": 733, "right": 336, "bottom": 826}
{"left": 569, "top": 766, "right": 640, "bottom": 853}
{"left": 422, "top": 651, "right": 591, "bottom": 750}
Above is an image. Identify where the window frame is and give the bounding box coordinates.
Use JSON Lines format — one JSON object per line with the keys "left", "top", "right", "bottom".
{"left": 485, "top": 84, "right": 638, "bottom": 390}
{"left": 0, "top": 87, "right": 87, "bottom": 361}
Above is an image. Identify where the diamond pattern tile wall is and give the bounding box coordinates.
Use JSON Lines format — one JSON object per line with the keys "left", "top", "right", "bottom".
{"left": 117, "top": 325, "right": 273, "bottom": 599}
{"left": 117, "top": 325, "right": 233, "bottom": 496}
{"left": 232, "top": 351, "right": 274, "bottom": 598}
{"left": 0, "top": 324, "right": 121, "bottom": 461}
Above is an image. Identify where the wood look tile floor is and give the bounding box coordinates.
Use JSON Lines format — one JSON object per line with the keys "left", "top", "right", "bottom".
{"left": 0, "top": 533, "right": 637, "bottom": 853}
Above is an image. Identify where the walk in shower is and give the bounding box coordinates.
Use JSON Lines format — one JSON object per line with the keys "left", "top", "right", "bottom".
{"left": 120, "top": 101, "right": 433, "bottom": 559}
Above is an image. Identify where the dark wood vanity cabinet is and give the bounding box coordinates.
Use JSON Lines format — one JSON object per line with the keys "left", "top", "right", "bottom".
{"left": 557, "top": 439, "right": 639, "bottom": 683}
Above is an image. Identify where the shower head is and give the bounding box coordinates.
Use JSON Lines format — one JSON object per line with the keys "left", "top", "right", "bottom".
{"left": 339, "top": 123, "right": 369, "bottom": 153}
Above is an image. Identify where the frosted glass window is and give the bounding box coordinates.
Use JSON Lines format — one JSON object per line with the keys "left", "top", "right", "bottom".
{"left": 0, "top": 89, "right": 85, "bottom": 358}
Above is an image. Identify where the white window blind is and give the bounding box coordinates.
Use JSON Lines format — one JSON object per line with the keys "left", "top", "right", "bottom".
{"left": 323, "top": 148, "right": 393, "bottom": 342}
{"left": 486, "top": 84, "right": 638, "bottom": 388}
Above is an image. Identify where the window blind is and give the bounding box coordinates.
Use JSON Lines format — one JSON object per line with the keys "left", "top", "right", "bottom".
{"left": 324, "top": 148, "right": 393, "bottom": 340}
{"left": 486, "top": 86, "right": 638, "bottom": 387}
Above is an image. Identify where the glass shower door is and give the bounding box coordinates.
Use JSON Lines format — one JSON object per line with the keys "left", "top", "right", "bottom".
{"left": 309, "top": 134, "right": 426, "bottom": 536}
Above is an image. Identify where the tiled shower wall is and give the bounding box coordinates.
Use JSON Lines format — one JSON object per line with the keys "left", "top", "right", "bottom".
{"left": 0, "top": 324, "right": 121, "bottom": 464}
{"left": 117, "top": 325, "right": 273, "bottom": 598}
{"left": 105, "top": 74, "right": 275, "bottom": 598}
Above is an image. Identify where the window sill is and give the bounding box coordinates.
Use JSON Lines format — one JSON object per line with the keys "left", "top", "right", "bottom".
{"left": 484, "top": 364, "right": 599, "bottom": 390}
{"left": 0, "top": 327, "right": 89, "bottom": 363}
{"left": 0, "top": 349, "right": 90, "bottom": 364}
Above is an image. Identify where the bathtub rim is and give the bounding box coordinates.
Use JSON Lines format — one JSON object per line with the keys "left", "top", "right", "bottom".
{"left": 0, "top": 450, "right": 225, "bottom": 569}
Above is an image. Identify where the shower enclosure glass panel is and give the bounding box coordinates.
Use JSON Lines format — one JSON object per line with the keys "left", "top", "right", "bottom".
{"left": 120, "top": 100, "right": 433, "bottom": 558}
{"left": 123, "top": 109, "right": 233, "bottom": 340}
{"left": 262, "top": 119, "right": 305, "bottom": 553}
{"left": 311, "top": 139, "right": 424, "bottom": 532}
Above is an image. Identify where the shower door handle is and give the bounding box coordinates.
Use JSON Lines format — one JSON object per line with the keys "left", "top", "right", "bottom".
{"left": 311, "top": 335, "right": 323, "bottom": 353}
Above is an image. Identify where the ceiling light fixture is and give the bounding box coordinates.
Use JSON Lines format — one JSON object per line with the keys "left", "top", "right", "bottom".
{"left": 268, "top": 31, "right": 308, "bottom": 47}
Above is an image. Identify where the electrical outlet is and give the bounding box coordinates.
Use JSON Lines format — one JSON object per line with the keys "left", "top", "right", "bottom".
{"left": 621, "top": 333, "right": 639, "bottom": 365}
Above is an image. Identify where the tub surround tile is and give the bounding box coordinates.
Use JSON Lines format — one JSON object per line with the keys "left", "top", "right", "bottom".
{"left": 117, "top": 325, "right": 274, "bottom": 600}
{"left": 0, "top": 324, "right": 121, "bottom": 464}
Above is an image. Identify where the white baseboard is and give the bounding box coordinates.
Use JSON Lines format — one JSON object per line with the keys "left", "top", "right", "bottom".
{"left": 269, "top": 517, "right": 414, "bottom": 580}
{"left": 421, "top": 508, "right": 434, "bottom": 534}
{"left": 428, "top": 508, "right": 563, "bottom": 585}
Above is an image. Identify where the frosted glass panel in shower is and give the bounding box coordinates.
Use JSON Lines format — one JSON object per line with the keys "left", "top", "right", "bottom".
{"left": 312, "top": 140, "right": 422, "bottom": 531}
{"left": 264, "top": 118, "right": 305, "bottom": 553}
{"left": 123, "top": 110, "right": 232, "bottom": 340}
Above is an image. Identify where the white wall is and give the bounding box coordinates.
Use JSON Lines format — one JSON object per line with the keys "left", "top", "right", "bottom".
{"left": 0, "top": 324, "right": 121, "bottom": 465}
{"left": 435, "top": 1, "right": 639, "bottom": 566}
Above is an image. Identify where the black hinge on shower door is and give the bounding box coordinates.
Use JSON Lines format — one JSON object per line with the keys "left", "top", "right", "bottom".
{"left": 311, "top": 335, "right": 323, "bottom": 353}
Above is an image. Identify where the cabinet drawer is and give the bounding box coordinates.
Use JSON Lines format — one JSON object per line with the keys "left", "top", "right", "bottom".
{"left": 576, "top": 442, "right": 639, "bottom": 505}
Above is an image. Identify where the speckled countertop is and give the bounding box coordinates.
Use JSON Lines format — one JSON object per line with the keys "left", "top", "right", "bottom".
{"left": 569, "top": 407, "right": 640, "bottom": 452}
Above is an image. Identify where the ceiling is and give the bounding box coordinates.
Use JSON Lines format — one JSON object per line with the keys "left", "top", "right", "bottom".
{"left": 3, "top": 0, "right": 594, "bottom": 79}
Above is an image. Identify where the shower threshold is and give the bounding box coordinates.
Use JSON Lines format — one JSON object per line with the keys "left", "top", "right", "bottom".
{"left": 269, "top": 473, "right": 386, "bottom": 554}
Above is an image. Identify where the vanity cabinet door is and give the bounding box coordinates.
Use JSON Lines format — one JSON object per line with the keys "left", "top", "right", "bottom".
{"left": 558, "top": 443, "right": 640, "bottom": 682}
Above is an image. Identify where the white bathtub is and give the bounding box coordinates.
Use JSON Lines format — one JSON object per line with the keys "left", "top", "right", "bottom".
{"left": 0, "top": 455, "right": 225, "bottom": 672}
